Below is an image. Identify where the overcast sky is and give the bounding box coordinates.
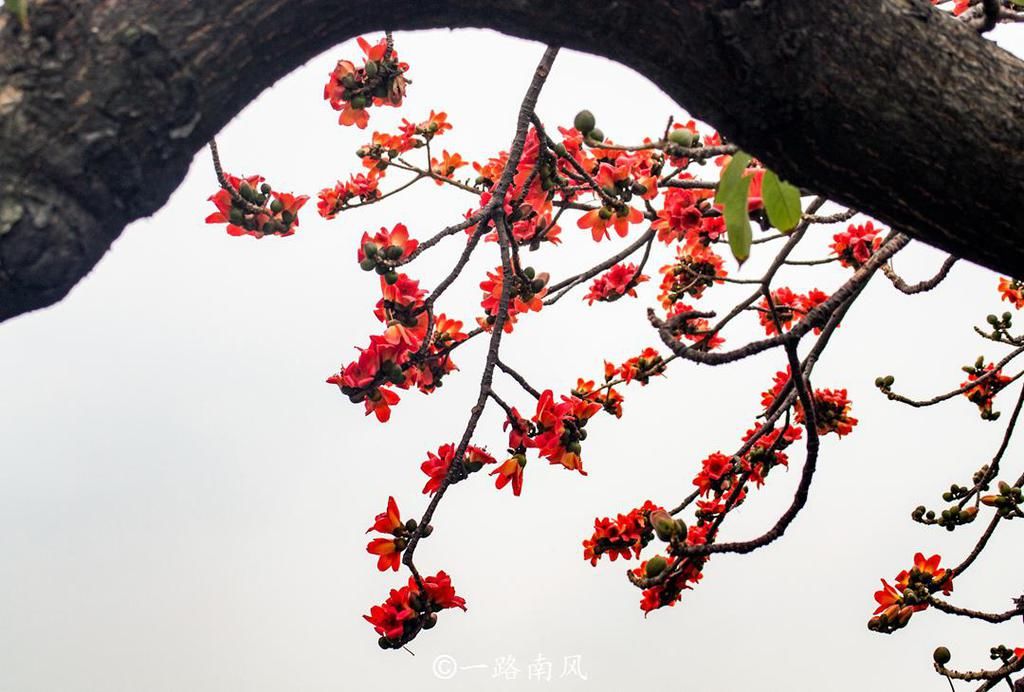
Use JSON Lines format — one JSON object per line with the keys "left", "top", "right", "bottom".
{"left": 2, "top": 26, "right": 1022, "bottom": 692}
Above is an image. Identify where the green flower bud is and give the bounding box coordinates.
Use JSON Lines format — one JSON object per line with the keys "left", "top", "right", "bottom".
{"left": 933, "top": 646, "right": 951, "bottom": 666}
{"left": 667, "top": 129, "right": 696, "bottom": 147}
{"left": 645, "top": 555, "right": 668, "bottom": 578}
{"left": 649, "top": 509, "right": 677, "bottom": 542}
{"left": 573, "top": 110, "right": 596, "bottom": 134}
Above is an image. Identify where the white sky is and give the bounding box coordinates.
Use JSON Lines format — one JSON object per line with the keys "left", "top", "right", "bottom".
{"left": 1, "top": 27, "right": 1022, "bottom": 692}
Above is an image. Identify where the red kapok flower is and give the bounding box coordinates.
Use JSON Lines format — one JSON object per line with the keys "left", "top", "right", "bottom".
{"left": 206, "top": 174, "right": 308, "bottom": 238}
{"left": 999, "top": 277, "right": 1024, "bottom": 309}
{"left": 962, "top": 362, "right": 1012, "bottom": 419}
{"left": 831, "top": 221, "right": 883, "bottom": 268}
{"left": 582, "top": 500, "right": 662, "bottom": 565}
{"left": 584, "top": 263, "right": 648, "bottom": 305}
{"left": 363, "top": 571, "right": 466, "bottom": 647}
{"left": 806, "top": 388, "right": 858, "bottom": 438}
{"left": 491, "top": 454, "right": 526, "bottom": 496}
{"left": 577, "top": 204, "right": 644, "bottom": 242}
{"left": 367, "top": 495, "right": 403, "bottom": 534}
{"left": 430, "top": 150, "right": 466, "bottom": 184}
{"left": 421, "top": 443, "right": 455, "bottom": 495}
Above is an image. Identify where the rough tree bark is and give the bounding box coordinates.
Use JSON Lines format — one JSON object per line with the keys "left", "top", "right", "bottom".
{"left": 1, "top": 0, "right": 1022, "bottom": 323}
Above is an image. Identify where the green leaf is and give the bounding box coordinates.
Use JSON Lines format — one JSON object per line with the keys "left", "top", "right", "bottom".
{"left": 716, "top": 152, "right": 753, "bottom": 265}
{"left": 761, "top": 170, "right": 802, "bottom": 233}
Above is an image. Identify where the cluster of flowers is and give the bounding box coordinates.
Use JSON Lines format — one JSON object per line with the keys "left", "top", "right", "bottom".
{"left": 870, "top": 553, "right": 952, "bottom": 634}
{"left": 466, "top": 124, "right": 601, "bottom": 249}
{"left": 658, "top": 243, "right": 727, "bottom": 305}
{"left": 318, "top": 111, "right": 453, "bottom": 218}
{"left": 762, "top": 369, "right": 859, "bottom": 438}
{"left": 205, "top": 174, "right": 309, "bottom": 238}
{"left": 757, "top": 287, "right": 830, "bottom": 337}
{"left": 692, "top": 422, "right": 803, "bottom": 503}
{"left": 961, "top": 359, "right": 1012, "bottom": 420}
{"left": 478, "top": 266, "right": 549, "bottom": 333}
{"left": 364, "top": 570, "right": 466, "bottom": 649}
{"left": 652, "top": 187, "right": 722, "bottom": 245}
{"left": 563, "top": 350, "right": 667, "bottom": 426}
{"left": 366, "top": 496, "right": 414, "bottom": 571}
{"left": 324, "top": 224, "right": 469, "bottom": 422}
{"left": 582, "top": 500, "right": 712, "bottom": 614}
{"left": 630, "top": 520, "right": 712, "bottom": 614}
{"left": 323, "top": 36, "right": 409, "bottom": 129}
{"left": 582, "top": 500, "right": 662, "bottom": 565}
{"left": 580, "top": 359, "right": 864, "bottom": 614}
{"left": 420, "top": 443, "right": 496, "bottom": 496}
{"left": 584, "top": 263, "right": 648, "bottom": 304}
{"left": 830, "top": 221, "right": 883, "bottom": 269}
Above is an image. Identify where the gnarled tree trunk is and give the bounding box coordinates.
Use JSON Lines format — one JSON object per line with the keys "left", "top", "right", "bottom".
{"left": 1, "top": 0, "right": 1022, "bottom": 322}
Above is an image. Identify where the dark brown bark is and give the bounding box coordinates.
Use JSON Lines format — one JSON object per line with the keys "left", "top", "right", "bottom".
{"left": 1, "top": 0, "right": 1023, "bottom": 322}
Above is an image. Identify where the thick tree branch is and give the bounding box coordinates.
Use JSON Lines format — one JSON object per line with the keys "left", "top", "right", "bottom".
{"left": 2, "top": 0, "right": 1024, "bottom": 321}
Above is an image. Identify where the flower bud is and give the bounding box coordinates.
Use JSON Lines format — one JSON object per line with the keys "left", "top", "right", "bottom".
{"left": 667, "top": 128, "right": 696, "bottom": 147}
{"left": 645, "top": 555, "right": 668, "bottom": 578}
{"left": 649, "top": 509, "right": 677, "bottom": 542}
{"left": 933, "top": 646, "right": 951, "bottom": 666}
{"left": 573, "top": 110, "right": 596, "bottom": 134}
